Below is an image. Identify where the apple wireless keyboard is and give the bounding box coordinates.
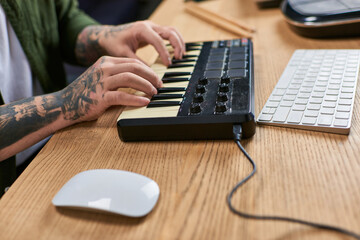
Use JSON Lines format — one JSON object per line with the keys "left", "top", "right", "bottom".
{"left": 257, "top": 49, "right": 359, "bottom": 134}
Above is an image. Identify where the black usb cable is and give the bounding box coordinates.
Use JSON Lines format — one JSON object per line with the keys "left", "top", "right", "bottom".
{"left": 228, "top": 124, "right": 360, "bottom": 240}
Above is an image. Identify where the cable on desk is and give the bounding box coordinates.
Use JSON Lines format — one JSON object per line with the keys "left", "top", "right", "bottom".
{"left": 228, "top": 124, "right": 360, "bottom": 240}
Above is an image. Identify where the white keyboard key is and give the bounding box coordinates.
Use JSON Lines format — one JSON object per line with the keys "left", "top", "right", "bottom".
{"left": 344, "top": 72, "right": 356, "bottom": 77}
{"left": 266, "top": 101, "right": 279, "bottom": 108}
{"left": 324, "top": 95, "right": 338, "bottom": 102}
{"left": 268, "top": 108, "right": 276, "bottom": 114}
{"left": 311, "top": 92, "right": 325, "bottom": 98}
{"left": 295, "top": 98, "right": 308, "bottom": 105}
{"left": 338, "top": 99, "right": 352, "bottom": 105}
{"left": 292, "top": 80, "right": 303, "bottom": 84}
{"left": 330, "top": 79, "right": 341, "bottom": 84}
{"left": 280, "top": 101, "right": 294, "bottom": 107}
{"left": 313, "top": 87, "right": 326, "bottom": 92}
{"left": 307, "top": 104, "right": 321, "bottom": 110}
{"left": 289, "top": 84, "right": 301, "bottom": 90}
{"left": 309, "top": 97, "right": 323, "bottom": 104}
{"left": 298, "top": 93, "right": 311, "bottom": 99}
{"left": 333, "top": 119, "right": 348, "bottom": 127}
{"left": 300, "top": 87, "right": 312, "bottom": 93}
{"left": 293, "top": 104, "right": 306, "bottom": 111}
{"left": 272, "top": 107, "right": 291, "bottom": 122}
{"left": 337, "top": 105, "right": 351, "bottom": 112}
{"left": 335, "top": 112, "right": 350, "bottom": 119}
{"left": 283, "top": 95, "right": 296, "bottom": 101}
{"left": 287, "top": 111, "right": 303, "bottom": 123}
{"left": 341, "top": 88, "right": 354, "bottom": 93}
{"left": 328, "top": 84, "right": 340, "bottom": 90}
{"left": 258, "top": 114, "right": 272, "bottom": 122}
{"left": 343, "top": 77, "right": 355, "bottom": 82}
{"left": 318, "top": 76, "right": 329, "bottom": 81}
{"left": 316, "top": 82, "right": 328, "bottom": 87}
{"left": 317, "top": 115, "right": 333, "bottom": 126}
{"left": 321, "top": 108, "right": 335, "bottom": 115}
{"left": 302, "top": 117, "right": 316, "bottom": 125}
{"left": 322, "top": 101, "right": 336, "bottom": 108}
{"left": 340, "top": 93, "right": 353, "bottom": 99}
{"left": 261, "top": 107, "right": 273, "bottom": 114}
{"left": 326, "top": 90, "right": 339, "bottom": 95}
{"left": 286, "top": 89, "right": 298, "bottom": 95}
{"left": 304, "top": 110, "right": 319, "bottom": 117}
{"left": 302, "top": 82, "right": 314, "bottom": 88}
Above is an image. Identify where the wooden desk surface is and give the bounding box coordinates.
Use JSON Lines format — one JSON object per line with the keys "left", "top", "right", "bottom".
{"left": 1, "top": 0, "right": 360, "bottom": 239}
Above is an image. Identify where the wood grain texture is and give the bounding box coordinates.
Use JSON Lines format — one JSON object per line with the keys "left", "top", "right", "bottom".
{"left": 1, "top": 0, "right": 360, "bottom": 239}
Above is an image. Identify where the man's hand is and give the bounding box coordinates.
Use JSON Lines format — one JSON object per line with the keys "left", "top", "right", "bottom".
{"left": 62, "top": 56, "right": 162, "bottom": 122}
{"left": 75, "top": 20, "right": 186, "bottom": 66}
{"left": 0, "top": 56, "right": 160, "bottom": 160}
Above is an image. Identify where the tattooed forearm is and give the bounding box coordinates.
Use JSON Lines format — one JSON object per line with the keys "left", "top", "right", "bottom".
{"left": 0, "top": 95, "right": 63, "bottom": 149}
{"left": 0, "top": 58, "right": 105, "bottom": 152}
{"left": 75, "top": 23, "right": 133, "bottom": 66}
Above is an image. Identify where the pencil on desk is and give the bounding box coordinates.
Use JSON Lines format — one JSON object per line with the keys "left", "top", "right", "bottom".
{"left": 184, "top": 1, "right": 255, "bottom": 38}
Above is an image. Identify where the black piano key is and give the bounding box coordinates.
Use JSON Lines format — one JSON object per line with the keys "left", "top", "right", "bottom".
{"left": 162, "top": 77, "right": 189, "bottom": 83}
{"left": 152, "top": 94, "right": 184, "bottom": 100}
{"left": 147, "top": 101, "right": 181, "bottom": 108}
{"left": 157, "top": 87, "right": 187, "bottom": 93}
{"left": 168, "top": 64, "right": 194, "bottom": 69}
{"left": 172, "top": 59, "right": 196, "bottom": 64}
{"left": 167, "top": 42, "right": 201, "bottom": 47}
{"left": 186, "top": 47, "right": 202, "bottom": 51}
{"left": 163, "top": 72, "right": 192, "bottom": 77}
{"left": 182, "top": 55, "right": 198, "bottom": 59}
{"left": 185, "top": 42, "right": 202, "bottom": 47}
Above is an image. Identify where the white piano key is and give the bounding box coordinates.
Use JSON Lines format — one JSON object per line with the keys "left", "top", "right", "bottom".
{"left": 118, "top": 105, "right": 180, "bottom": 120}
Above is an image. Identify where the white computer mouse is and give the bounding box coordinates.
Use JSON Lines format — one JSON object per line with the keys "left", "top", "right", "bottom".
{"left": 52, "top": 169, "right": 160, "bottom": 217}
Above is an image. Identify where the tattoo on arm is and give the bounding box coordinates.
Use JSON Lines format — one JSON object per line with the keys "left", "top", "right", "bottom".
{"left": 0, "top": 95, "right": 62, "bottom": 150}
{"left": 0, "top": 59, "right": 105, "bottom": 150}
{"left": 61, "top": 61, "right": 104, "bottom": 120}
{"left": 75, "top": 23, "right": 133, "bottom": 66}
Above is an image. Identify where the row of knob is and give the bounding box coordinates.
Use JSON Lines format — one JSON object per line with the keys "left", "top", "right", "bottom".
{"left": 190, "top": 76, "right": 231, "bottom": 114}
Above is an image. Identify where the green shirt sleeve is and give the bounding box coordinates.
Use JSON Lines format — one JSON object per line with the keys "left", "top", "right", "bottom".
{"left": 55, "top": 0, "right": 100, "bottom": 64}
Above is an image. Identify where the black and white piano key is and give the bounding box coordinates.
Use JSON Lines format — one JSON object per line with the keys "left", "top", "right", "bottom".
{"left": 155, "top": 67, "right": 194, "bottom": 80}
{"left": 164, "top": 72, "right": 192, "bottom": 77}
{"left": 162, "top": 77, "right": 189, "bottom": 83}
{"left": 147, "top": 101, "right": 182, "bottom": 108}
{"left": 152, "top": 94, "right": 184, "bottom": 100}
{"left": 182, "top": 54, "right": 199, "bottom": 59}
{"left": 168, "top": 64, "right": 195, "bottom": 69}
{"left": 186, "top": 47, "right": 202, "bottom": 51}
{"left": 157, "top": 87, "right": 187, "bottom": 93}
{"left": 171, "top": 59, "right": 196, "bottom": 64}
{"left": 185, "top": 42, "right": 202, "bottom": 47}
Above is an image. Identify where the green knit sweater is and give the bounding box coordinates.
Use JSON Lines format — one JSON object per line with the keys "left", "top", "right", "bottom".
{"left": 0, "top": 0, "right": 99, "bottom": 196}
{"left": 0, "top": 0, "right": 99, "bottom": 93}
